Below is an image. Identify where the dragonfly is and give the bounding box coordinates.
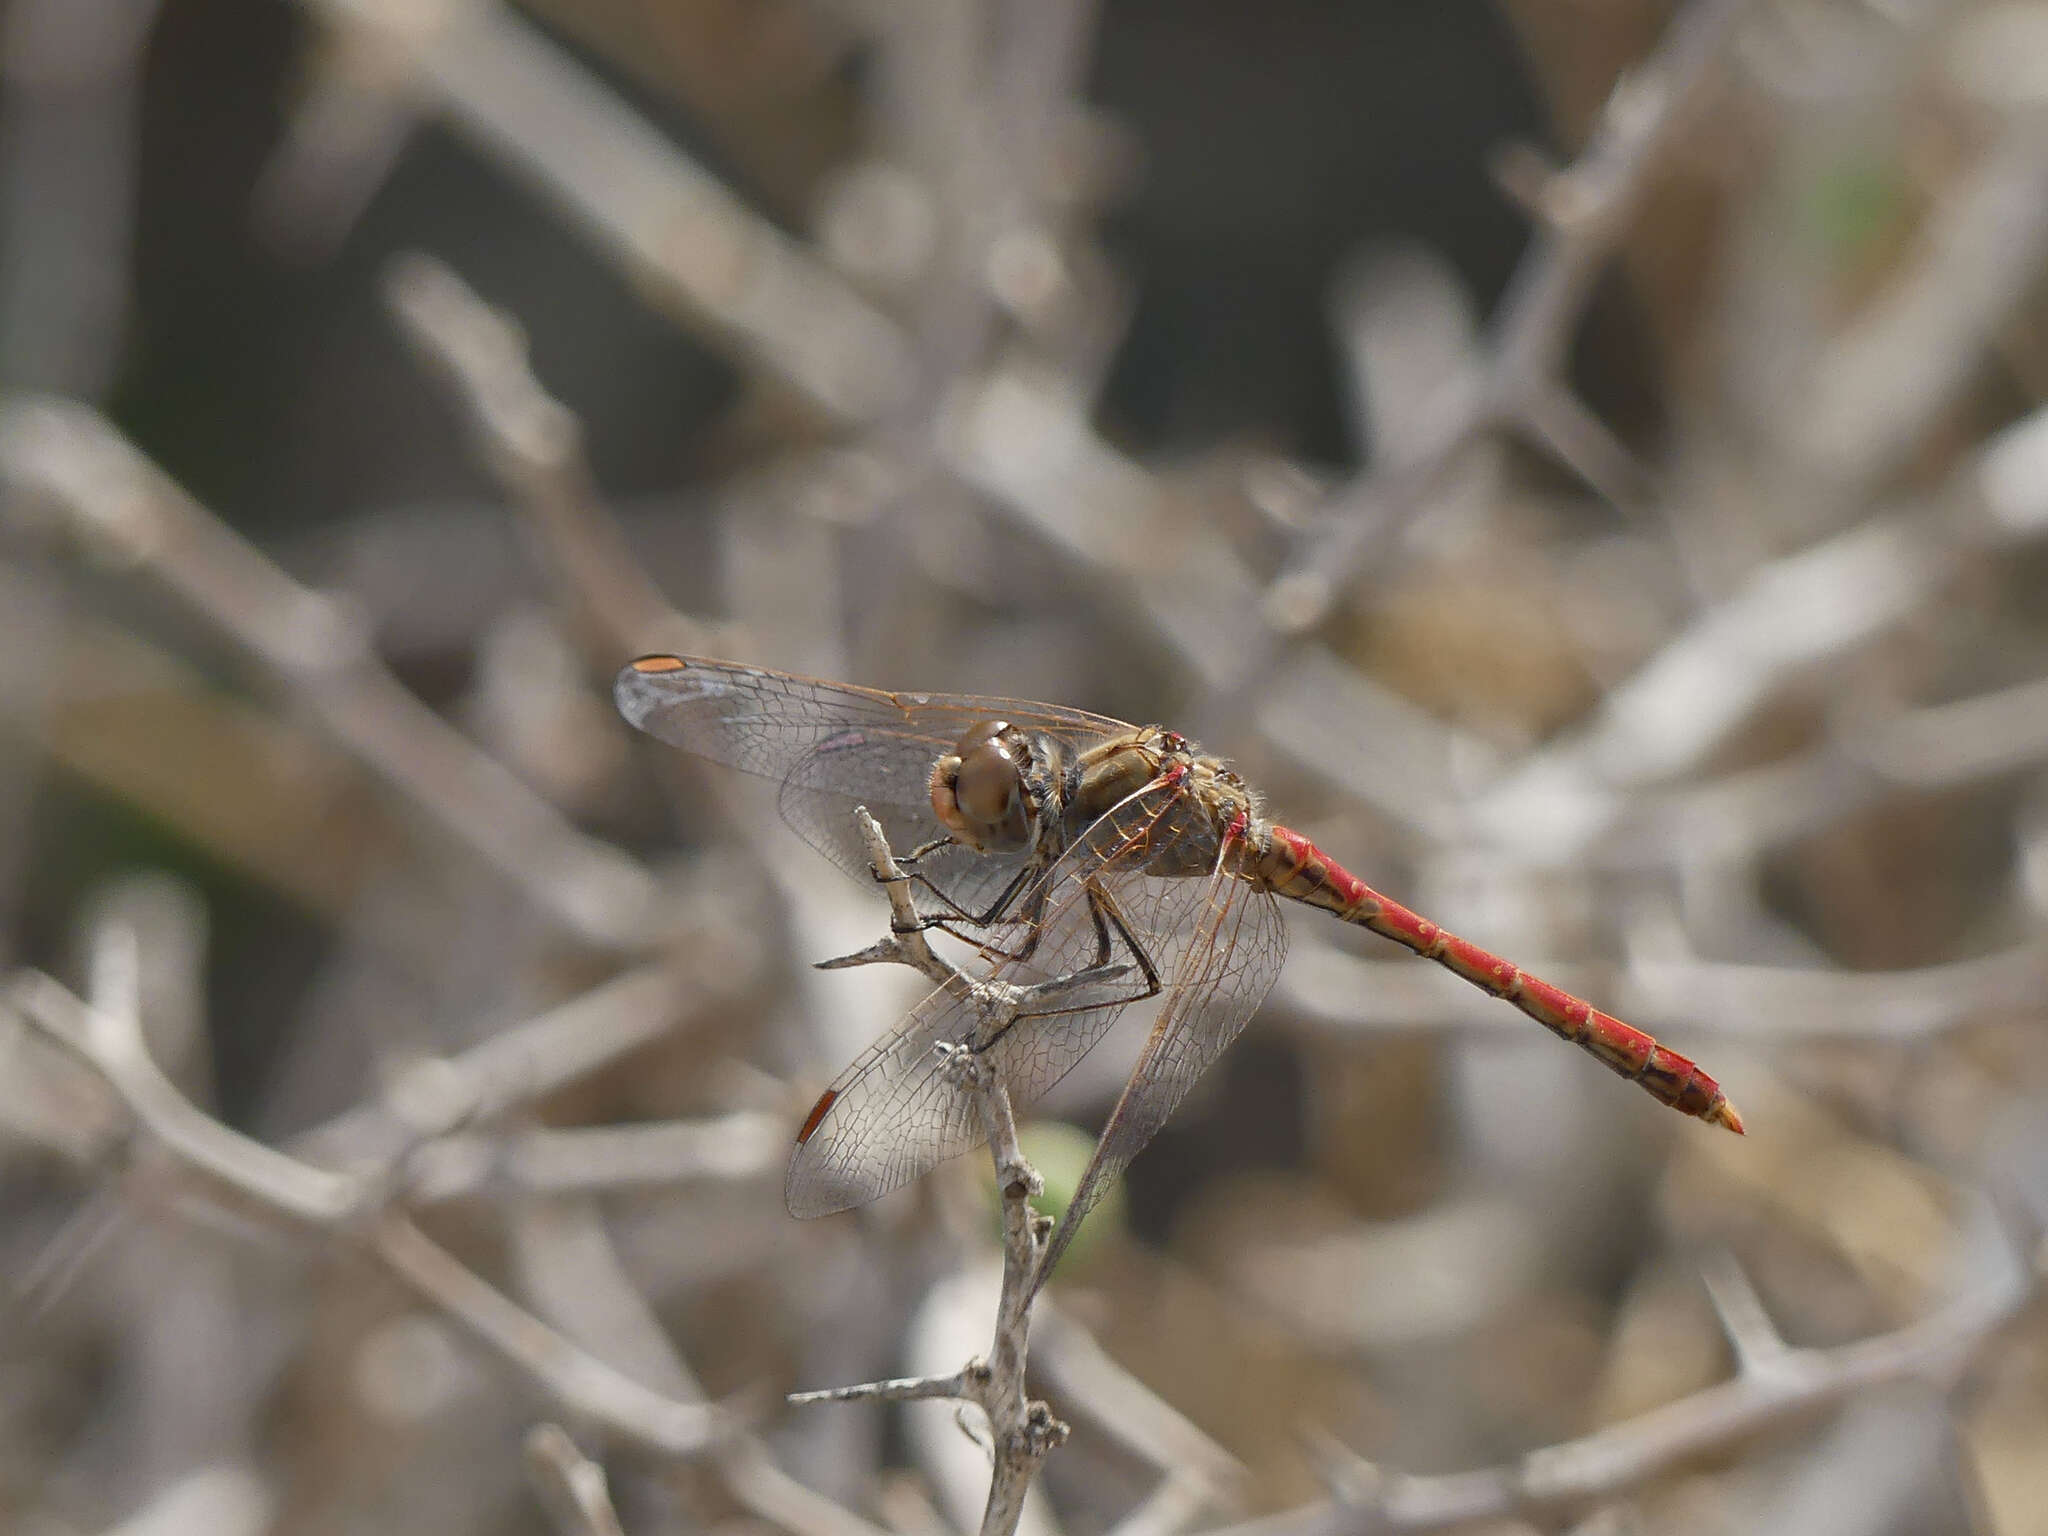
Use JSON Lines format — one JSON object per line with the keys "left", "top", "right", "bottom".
{"left": 617, "top": 655, "right": 1742, "bottom": 1277}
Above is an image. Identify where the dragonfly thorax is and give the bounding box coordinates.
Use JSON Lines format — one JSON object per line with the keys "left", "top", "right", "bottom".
{"left": 928, "top": 719, "right": 1062, "bottom": 854}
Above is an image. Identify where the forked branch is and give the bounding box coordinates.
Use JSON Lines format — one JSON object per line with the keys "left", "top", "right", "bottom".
{"left": 791, "top": 808, "right": 1069, "bottom": 1536}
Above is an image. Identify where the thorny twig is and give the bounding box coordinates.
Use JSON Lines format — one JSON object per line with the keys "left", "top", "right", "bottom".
{"left": 789, "top": 808, "right": 1069, "bottom": 1536}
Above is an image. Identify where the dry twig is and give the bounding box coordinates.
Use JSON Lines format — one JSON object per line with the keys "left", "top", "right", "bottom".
{"left": 2, "top": 967, "right": 727, "bottom": 1460}
{"left": 0, "top": 398, "right": 661, "bottom": 948}
{"left": 1262, "top": 0, "right": 1759, "bottom": 636}
{"left": 787, "top": 807, "right": 1069, "bottom": 1536}
{"left": 381, "top": 251, "right": 698, "bottom": 666}
{"left": 1203, "top": 1235, "right": 2029, "bottom": 1536}
{"left": 525, "top": 1423, "right": 627, "bottom": 1536}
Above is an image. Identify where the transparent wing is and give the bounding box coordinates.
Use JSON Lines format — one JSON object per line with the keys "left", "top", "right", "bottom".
{"left": 616, "top": 655, "right": 1131, "bottom": 911}
{"left": 785, "top": 782, "right": 1223, "bottom": 1217}
{"left": 1038, "top": 840, "right": 1289, "bottom": 1286}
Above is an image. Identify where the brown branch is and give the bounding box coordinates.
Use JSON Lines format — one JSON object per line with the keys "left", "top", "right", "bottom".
{"left": 790, "top": 808, "right": 1068, "bottom": 1536}
{"left": 0, "top": 0, "right": 160, "bottom": 399}
{"left": 0, "top": 398, "right": 661, "bottom": 949}
{"left": 1199, "top": 1237, "right": 2029, "bottom": 1536}
{"left": 2, "top": 967, "right": 728, "bottom": 1461}
{"left": 293, "top": 0, "right": 915, "bottom": 425}
{"left": 381, "top": 251, "right": 702, "bottom": 666}
{"left": 1264, "top": 0, "right": 1759, "bottom": 634}
{"left": 1034, "top": 1305, "right": 1246, "bottom": 1507}
{"left": 399, "top": 1112, "right": 786, "bottom": 1204}
{"left": 525, "top": 1424, "right": 627, "bottom": 1536}
{"left": 293, "top": 951, "right": 752, "bottom": 1166}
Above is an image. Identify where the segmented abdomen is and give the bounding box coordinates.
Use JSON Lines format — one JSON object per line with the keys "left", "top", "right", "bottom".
{"left": 1256, "top": 824, "right": 1743, "bottom": 1132}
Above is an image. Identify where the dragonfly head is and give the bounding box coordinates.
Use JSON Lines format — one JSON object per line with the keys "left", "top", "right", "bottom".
{"left": 930, "top": 720, "right": 1044, "bottom": 854}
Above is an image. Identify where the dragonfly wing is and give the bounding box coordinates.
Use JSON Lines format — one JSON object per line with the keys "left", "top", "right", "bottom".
{"left": 1038, "top": 855, "right": 1289, "bottom": 1286}
{"left": 783, "top": 885, "right": 1150, "bottom": 1217}
{"left": 784, "top": 976, "right": 988, "bottom": 1217}
{"left": 617, "top": 655, "right": 1127, "bottom": 912}
{"left": 785, "top": 780, "right": 1214, "bottom": 1216}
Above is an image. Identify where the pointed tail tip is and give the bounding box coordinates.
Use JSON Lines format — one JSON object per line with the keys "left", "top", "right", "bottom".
{"left": 1708, "top": 1095, "right": 1746, "bottom": 1135}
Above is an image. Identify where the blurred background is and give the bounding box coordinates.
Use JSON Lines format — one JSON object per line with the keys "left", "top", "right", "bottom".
{"left": 3, "top": 0, "right": 2048, "bottom": 1532}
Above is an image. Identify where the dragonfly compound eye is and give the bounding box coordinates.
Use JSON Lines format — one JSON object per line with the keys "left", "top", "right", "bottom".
{"left": 929, "top": 721, "right": 1034, "bottom": 852}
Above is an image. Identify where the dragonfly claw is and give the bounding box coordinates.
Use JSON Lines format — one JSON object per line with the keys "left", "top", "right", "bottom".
{"left": 932, "top": 1041, "right": 992, "bottom": 1092}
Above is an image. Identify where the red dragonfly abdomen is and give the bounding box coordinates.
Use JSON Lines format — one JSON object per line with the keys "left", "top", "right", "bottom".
{"left": 1257, "top": 825, "right": 1744, "bottom": 1133}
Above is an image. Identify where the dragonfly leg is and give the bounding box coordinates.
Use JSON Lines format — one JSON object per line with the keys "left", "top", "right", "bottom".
{"left": 1082, "top": 879, "right": 1165, "bottom": 995}
{"left": 866, "top": 845, "right": 1063, "bottom": 968}
{"left": 939, "top": 864, "right": 1052, "bottom": 956}
{"left": 973, "top": 775, "right": 1186, "bottom": 976}
{"left": 976, "top": 882, "right": 1166, "bottom": 1057}
{"left": 891, "top": 841, "right": 1059, "bottom": 955}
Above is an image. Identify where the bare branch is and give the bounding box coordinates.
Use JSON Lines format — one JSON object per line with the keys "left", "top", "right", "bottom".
{"left": 294, "top": 0, "right": 915, "bottom": 424}
{"left": 0, "top": 398, "right": 661, "bottom": 948}
{"left": 525, "top": 1424, "right": 626, "bottom": 1536}
{"left": 381, "top": 251, "right": 700, "bottom": 665}
{"left": 812, "top": 807, "right": 977, "bottom": 993}
{"left": 1267, "top": 0, "right": 1759, "bottom": 632}
{"left": 4, "top": 967, "right": 729, "bottom": 1460}
{"left": 1698, "top": 1250, "right": 1789, "bottom": 1379}
{"left": 975, "top": 1075, "right": 1065, "bottom": 1536}
{"left": 789, "top": 809, "right": 1068, "bottom": 1536}
{"left": 295, "top": 951, "right": 754, "bottom": 1165}
{"left": 400, "top": 1112, "right": 786, "bottom": 1205}
{"left": 1201, "top": 1238, "right": 2027, "bottom": 1535}
{"left": 1034, "top": 1307, "right": 1245, "bottom": 1504}
{"left": 789, "top": 1369, "right": 985, "bottom": 1408}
